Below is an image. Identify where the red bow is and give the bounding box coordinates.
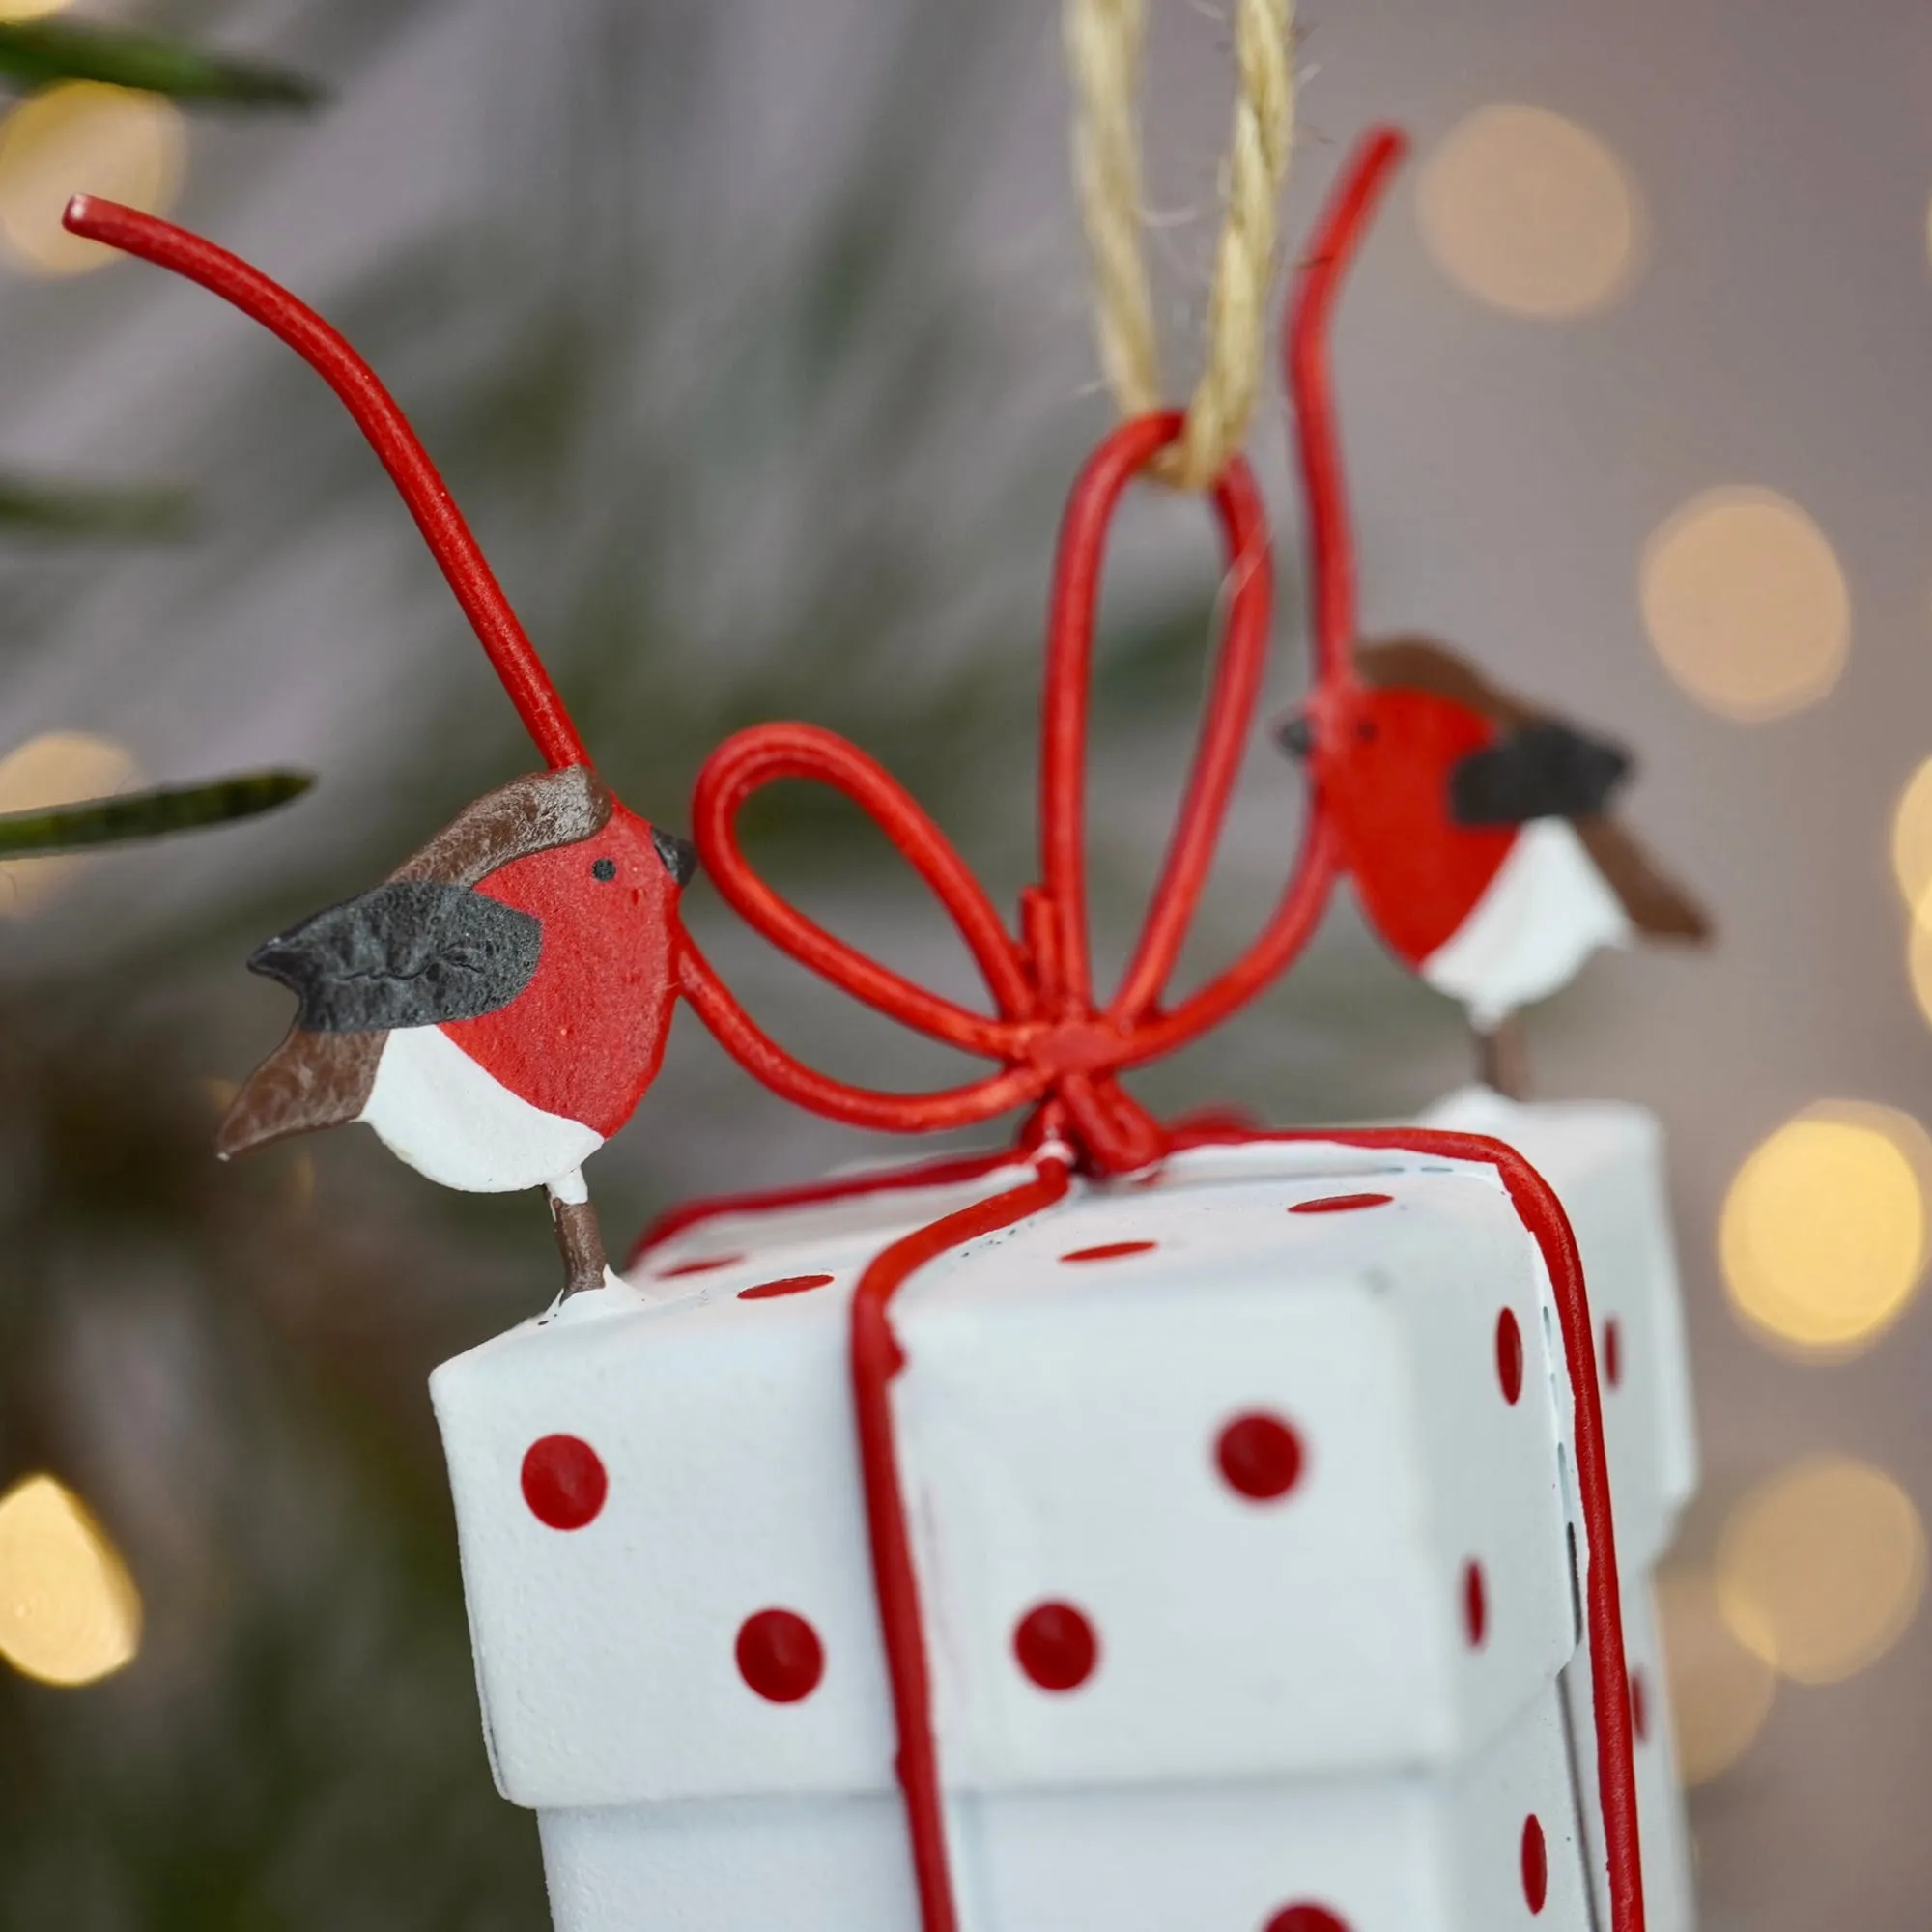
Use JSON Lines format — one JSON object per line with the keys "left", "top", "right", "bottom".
{"left": 673, "top": 129, "right": 1414, "bottom": 1176}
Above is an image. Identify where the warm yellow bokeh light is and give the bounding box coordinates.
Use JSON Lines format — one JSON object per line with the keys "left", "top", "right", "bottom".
{"left": 0, "top": 1474, "right": 141, "bottom": 1687}
{"left": 0, "top": 83, "right": 185, "bottom": 277}
{"left": 1640, "top": 488, "right": 1849, "bottom": 722}
{"left": 1416, "top": 104, "right": 1641, "bottom": 318}
{"left": 1909, "top": 915, "right": 1932, "bottom": 1033}
{"left": 1891, "top": 757, "right": 1932, "bottom": 914}
{"left": 1656, "top": 1566, "right": 1776, "bottom": 1785}
{"left": 1720, "top": 1102, "right": 1932, "bottom": 1356}
{"left": 0, "top": 729, "right": 141, "bottom": 916}
{"left": 1718, "top": 1455, "right": 1926, "bottom": 1685}
{"left": 0, "top": 0, "right": 71, "bottom": 18}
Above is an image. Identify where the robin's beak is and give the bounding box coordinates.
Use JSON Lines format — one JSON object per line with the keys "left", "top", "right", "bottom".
{"left": 1271, "top": 710, "right": 1315, "bottom": 760}
{"left": 652, "top": 827, "right": 698, "bottom": 888}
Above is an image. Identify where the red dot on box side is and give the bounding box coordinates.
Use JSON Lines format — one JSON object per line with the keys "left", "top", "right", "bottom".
{"left": 1604, "top": 1316, "right": 1623, "bottom": 1388}
{"left": 1463, "top": 1559, "right": 1487, "bottom": 1648}
{"left": 738, "top": 1273, "right": 835, "bottom": 1301}
{"left": 1264, "top": 1908, "right": 1351, "bottom": 1932}
{"left": 521, "top": 1435, "right": 608, "bottom": 1530}
{"left": 1521, "top": 1814, "right": 1548, "bottom": 1913}
{"left": 1059, "top": 1239, "right": 1157, "bottom": 1263}
{"left": 658, "top": 1253, "right": 744, "bottom": 1278}
{"left": 1631, "top": 1666, "right": 1649, "bottom": 1743}
{"left": 735, "top": 1608, "right": 825, "bottom": 1703}
{"left": 1496, "top": 1307, "right": 1524, "bottom": 1405}
{"left": 1289, "top": 1192, "right": 1393, "bottom": 1214}
{"left": 1013, "top": 1601, "right": 1098, "bottom": 1691}
{"left": 1216, "top": 1412, "right": 1305, "bottom": 1501}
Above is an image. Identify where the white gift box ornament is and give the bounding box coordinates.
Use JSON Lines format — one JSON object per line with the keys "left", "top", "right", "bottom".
{"left": 1422, "top": 1090, "right": 1700, "bottom": 1932}
{"left": 435, "top": 1137, "right": 1622, "bottom": 1932}
{"left": 68, "top": 127, "right": 1695, "bottom": 1932}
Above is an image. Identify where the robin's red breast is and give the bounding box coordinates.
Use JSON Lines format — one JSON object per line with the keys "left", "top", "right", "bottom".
{"left": 1279, "top": 636, "right": 1709, "bottom": 1025}
{"left": 220, "top": 764, "right": 694, "bottom": 1198}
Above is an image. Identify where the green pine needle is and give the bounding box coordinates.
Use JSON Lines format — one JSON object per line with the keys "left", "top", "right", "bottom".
{"left": 0, "top": 770, "right": 312, "bottom": 855}
{"left": 0, "top": 473, "right": 190, "bottom": 539}
{"left": 0, "top": 22, "right": 324, "bottom": 108}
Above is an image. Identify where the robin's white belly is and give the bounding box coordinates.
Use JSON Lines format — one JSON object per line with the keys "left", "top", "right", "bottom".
{"left": 359, "top": 1023, "right": 604, "bottom": 1193}
{"left": 1421, "top": 816, "right": 1631, "bottom": 1027}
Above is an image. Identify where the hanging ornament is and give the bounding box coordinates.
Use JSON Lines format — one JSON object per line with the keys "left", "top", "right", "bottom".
{"left": 1274, "top": 130, "right": 1710, "bottom": 1097}
{"left": 59, "top": 14, "right": 1703, "bottom": 1924}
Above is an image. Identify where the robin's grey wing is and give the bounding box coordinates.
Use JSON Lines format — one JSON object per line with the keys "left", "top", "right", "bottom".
{"left": 247, "top": 879, "right": 542, "bottom": 1033}
{"left": 1449, "top": 719, "right": 1633, "bottom": 825}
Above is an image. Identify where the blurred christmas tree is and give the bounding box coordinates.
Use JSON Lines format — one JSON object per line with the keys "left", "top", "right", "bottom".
{"left": 0, "top": 2, "right": 1471, "bottom": 1925}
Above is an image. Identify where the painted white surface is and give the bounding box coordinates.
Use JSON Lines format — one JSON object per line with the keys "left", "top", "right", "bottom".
{"left": 1421, "top": 1090, "right": 1699, "bottom": 1931}
{"left": 1420, "top": 1088, "right": 1700, "bottom": 1568}
{"left": 435, "top": 1144, "right": 1575, "bottom": 1809}
{"left": 359, "top": 1023, "right": 604, "bottom": 1194}
{"left": 1421, "top": 818, "right": 1633, "bottom": 1026}
{"left": 1559, "top": 1573, "right": 1697, "bottom": 1932}
{"left": 896, "top": 1164, "right": 1575, "bottom": 1787}
{"left": 433, "top": 1129, "right": 1695, "bottom": 1927}
{"left": 536, "top": 1682, "right": 1589, "bottom": 1931}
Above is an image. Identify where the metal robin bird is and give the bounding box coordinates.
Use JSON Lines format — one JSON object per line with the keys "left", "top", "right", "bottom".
{"left": 64, "top": 195, "right": 696, "bottom": 1300}
{"left": 1276, "top": 634, "right": 1709, "bottom": 1094}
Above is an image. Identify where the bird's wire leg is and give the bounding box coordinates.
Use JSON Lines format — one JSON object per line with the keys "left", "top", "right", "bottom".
{"left": 548, "top": 1169, "right": 608, "bottom": 1300}
{"left": 1474, "top": 1012, "right": 1531, "bottom": 1100}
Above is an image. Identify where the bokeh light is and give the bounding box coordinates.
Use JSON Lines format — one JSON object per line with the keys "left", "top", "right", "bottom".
{"left": 1657, "top": 1566, "right": 1777, "bottom": 1785}
{"left": 0, "top": 1474, "right": 142, "bottom": 1687}
{"left": 1640, "top": 487, "right": 1849, "bottom": 722}
{"left": 0, "top": 82, "right": 185, "bottom": 277}
{"left": 0, "top": 729, "right": 141, "bottom": 917}
{"left": 1891, "top": 757, "right": 1932, "bottom": 915}
{"left": 1719, "top": 1102, "right": 1932, "bottom": 1356}
{"left": 1416, "top": 104, "right": 1641, "bottom": 317}
{"left": 1718, "top": 1456, "right": 1926, "bottom": 1685}
{"left": 0, "top": 0, "right": 71, "bottom": 18}
{"left": 1908, "top": 916, "right": 1932, "bottom": 1033}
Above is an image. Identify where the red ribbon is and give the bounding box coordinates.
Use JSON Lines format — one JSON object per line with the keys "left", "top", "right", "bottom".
{"left": 663, "top": 125, "right": 1646, "bottom": 1932}
{"left": 671, "top": 131, "right": 1418, "bottom": 1179}
{"left": 675, "top": 410, "right": 1337, "bottom": 1174}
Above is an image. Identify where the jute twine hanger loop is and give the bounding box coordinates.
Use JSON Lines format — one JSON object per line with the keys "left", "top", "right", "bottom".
{"left": 1065, "top": 0, "right": 1295, "bottom": 491}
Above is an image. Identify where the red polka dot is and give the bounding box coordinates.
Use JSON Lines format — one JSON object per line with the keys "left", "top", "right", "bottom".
{"left": 1264, "top": 1909, "right": 1351, "bottom": 1932}
{"left": 1630, "top": 1667, "right": 1649, "bottom": 1743}
{"left": 1060, "top": 1240, "right": 1156, "bottom": 1264}
{"left": 1013, "top": 1602, "right": 1098, "bottom": 1691}
{"left": 1603, "top": 1317, "right": 1623, "bottom": 1389}
{"left": 657, "top": 1253, "right": 743, "bottom": 1278}
{"left": 521, "top": 1435, "right": 608, "bottom": 1530}
{"left": 1521, "top": 1814, "right": 1548, "bottom": 1914}
{"left": 1216, "top": 1412, "right": 1305, "bottom": 1501}
{"left": 1289, "top": 1192, "right": 1393, "bottom": 1214}
{"left": 735, "top": 1608, "right": 825, "bottom": 1703}
{"left": 739, "top": 1273, "right": 835, "bottom": 1301}
{"left": 1463, "top": 1559, "right": 1487, "bottom": 1648}
{"left": 1496, "top": 1307, "right": 1524, "bottom": 1405}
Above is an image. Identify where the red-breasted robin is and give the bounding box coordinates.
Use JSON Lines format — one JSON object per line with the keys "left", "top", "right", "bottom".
{"left": 220, "top": 766, "right": 695, "bottom": 1296}
{"left": 1278, "top": 635, "right": 1709, "bottom": 1091}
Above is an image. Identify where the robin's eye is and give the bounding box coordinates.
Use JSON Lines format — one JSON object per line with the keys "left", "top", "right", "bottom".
{"left": 592, "top": 858, "right": 617, "bottom": 881}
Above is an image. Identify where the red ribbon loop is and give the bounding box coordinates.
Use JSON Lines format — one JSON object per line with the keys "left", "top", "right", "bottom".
{"left": 678, "top": 411, "right": 1323, "bottom": 1173}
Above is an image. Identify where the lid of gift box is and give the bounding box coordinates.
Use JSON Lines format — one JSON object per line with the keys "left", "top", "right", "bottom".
{"left": 433, "top": 1142, "right": 1590, "bottom": 1812}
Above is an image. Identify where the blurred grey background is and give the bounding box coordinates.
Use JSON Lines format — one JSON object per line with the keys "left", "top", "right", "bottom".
{"left": 0, "top": 0, "right": 1927, "bottom": 1926}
